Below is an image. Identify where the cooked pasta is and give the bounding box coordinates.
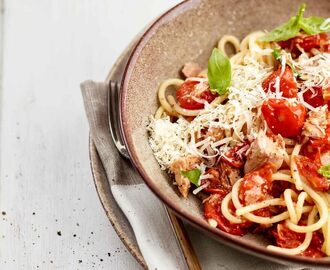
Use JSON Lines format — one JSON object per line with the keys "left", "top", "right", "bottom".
{"left": 147, "top": 4, "right": 330, "bottom": 258}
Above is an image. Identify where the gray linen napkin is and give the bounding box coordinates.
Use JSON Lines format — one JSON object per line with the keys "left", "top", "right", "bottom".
{"left": 81, "top": 80, "right": 322, "bottom": 270}
{"left": 81, "top": 81, "right": 187, "bottom": 270}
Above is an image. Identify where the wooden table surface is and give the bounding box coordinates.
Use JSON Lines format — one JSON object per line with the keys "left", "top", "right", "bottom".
{"left": 0, "top": 1, "right": 307, "bottom": 270}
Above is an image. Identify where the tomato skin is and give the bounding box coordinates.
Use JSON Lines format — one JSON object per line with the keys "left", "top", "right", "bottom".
{"left": 272, "top": 222, "right": 325, "bottom": 258}
{"left": 262, "top": 66, "right": 298, "bottom": 98}
{"left": 296, "top": 34, "right": 324, "bottom": 51}
{"left": 278, "top": 33, "right": 329, "bottom": 57}
{"left": 221, "top": 142, "right": 250, "bottom": 169}
{"left": 203, "top": 193, "right": 249, "bottom": 236}
{"left": 176, "top": 80, "right": 217, "bottom": 110}
{"left": 239, "top": 164, "right": 274, "bottom": 217}
{"left": 301, "top": 124, "right": 330, "bottom": 162}
{"left": 261, "top": 99, "right": 307, "bottom": 138}
{"left": 201, "top": 168, "right": 223, "bottom": 193}
{"left": 294, "top": 155, "right": 330, "bottom": 192}
{"left": 303, "top": 232, "right": 325, "bottom": 258}
{"left": 302, "top": 86, "right": 326, "bottom": 108}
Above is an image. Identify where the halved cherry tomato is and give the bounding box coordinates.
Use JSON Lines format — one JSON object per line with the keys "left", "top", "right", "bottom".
{"left": 302, "top": 86, "right": 325, "bottom": 108}
{"left": 278, "top": 33, "right": 329, "bottom": 57}
{"left": 240, "top": 163, "right": 273, "bottom": 204}
{"left": 202, "top": 163, "right": 241, "bottom": 194}
{"left": 301, "top": 122, "right": 330, "bottom": 162}
{"left": 201, "top": 168, "right": 223, "bottom": 193}
{"left": 221, "top": 142, "right": 250, "bottom": 169}
{"left": 261, "top": 99, "right": 307, "bottom": 138}
{"left": 203, "top": 193, "right": 249, "bottom": 236}
{"left": 296, "top": 33, "right": 328, "bottom": 52}
{"left": 262, "top": 66, "right": 297, "bottom": 98}
{"left": 239, "top": 164, "right": 274, "bottom": 217}
{"left": 176, "top": 80, "right": 217, "bottom": 110}
{"left": 294, "top": 155, "right": 330, "bottom": 192}
{"left": 272, "top": 222, "right": 325, "bottom": 258}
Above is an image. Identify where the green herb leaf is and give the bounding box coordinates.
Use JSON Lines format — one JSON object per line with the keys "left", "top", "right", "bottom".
{"left": 318, "top": 164, "right": 330, "bottom": 178}
{"left": 272, "top": 48, "right": 300, "bottom": 76}
{"left": 259, "top": 4, "right": 305, "bottom": 42}
{"left": 207, "top": 48, "right": 231, "bottom": 95}
{"left": 272, "top": 47, "right": 282, "bottom": 61}
{"left": 300, "top": 16, "right": 330, "bottom": 35}
{"left": 259, "top": 4, "right": 330, "bottom": 42}
{"left": 181, "top": 168, "right": 201, "bottom": 186}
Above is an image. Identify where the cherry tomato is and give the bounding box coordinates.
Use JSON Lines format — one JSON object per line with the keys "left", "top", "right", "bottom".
{"left": 272, "top": 222, "right": 325, "bottom": 258}
{"left": 296, "top": 33, "right": 327, "bottom": 52}
{"left": 302, "top": 86, "right": 325, "bottom": 108}
{"left": 201, "top": 168, "right": 223, "bottom": 194}
{"left": 261, "top": 99, "right": 307, "bottom": 138}
{"left": 303, "top": 232, "right": 325, "bottom": 258}
{"left": 294, "top": 155, "right": 330, "bottom": 192}
{"left": 221, "top": 142, "right": 250, "bottom": 169}
{"left": 323, "top": 43, "right": 330, "bottom": 53}
{"left": 203, "top": 193, "right": 249, "bottom": 236}
{"left": 239, "top": 164, "right": 274, "bottom": 217}
{"left": 301, "top": 124, "right": 330, "bottom": 162}
{"left": 176, "top": 80, "right": 217, "bottom": 110}
{"left": 278, "top": 33, "right": 329, "bottom": 57}
{"left": 262, "top": 66, "right": 298, "bottom": 98}
{"left": 273, "top": 223, "right": 304, "bottom": 249}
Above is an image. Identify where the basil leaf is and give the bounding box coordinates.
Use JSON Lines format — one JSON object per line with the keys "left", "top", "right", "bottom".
{"left": 260, "top": 4, "right": 330, "bottom": 42}
{"left": 259, "top": 4, "right": 305, "bottom": 42}
{"left": 318, "top": 164, "right": 330, "bottom": 178}
{"left": 259, "top": 17, "right": 301, "bottom": 42}
{"left": 207, "top": 48, "right": 231, "bottom": 95}
{"left": 272, "top": 48, "right": 300, "bottom": 76}
{"left": 272, "top": 47, "right": 282, "bottom": 60}
{"left": 181, "top": 168, "right": 201, "bottom": 187}
{"left": 300, "top": 16, "right": 330, "bottom": 35}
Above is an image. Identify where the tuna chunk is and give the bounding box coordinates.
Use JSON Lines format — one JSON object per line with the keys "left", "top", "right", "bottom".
{"left": 170, "top": 156, "right": 202, "bottom": 198}
{"left": 244, "top": 131, "right": 286, "bottom": 173}
{"left": 205, "top": 127, "right": 224, "bottom": 142}
{"left": 218, "top": 162, "right": 241, "bottom": 189}
{"left": 204, "top": 164, "right": 241, "bottom": 191}
{"left": 302, "top": 106, "right": 328, "bottom": 139}
{"left": 181, "top": 62, "right": 202, "bottom": 78}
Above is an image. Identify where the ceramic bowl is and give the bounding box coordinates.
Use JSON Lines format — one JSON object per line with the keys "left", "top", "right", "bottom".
{"left": 120, "top": 0, "right": 330, "bottom": 267}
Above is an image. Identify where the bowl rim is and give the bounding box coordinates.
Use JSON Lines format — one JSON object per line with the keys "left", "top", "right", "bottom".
{"left": 120, "top": 0, "right": 330, "bottom": 266}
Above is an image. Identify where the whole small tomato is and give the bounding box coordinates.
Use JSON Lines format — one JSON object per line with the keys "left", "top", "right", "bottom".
{"left": 176, "top": 80, "right": 217, "bottom": 110}
{"left": 262, "top": 66, "right": 297, "bottom": 98}
{"left": 261, "top": 99, "right": 307, "bottom": 138}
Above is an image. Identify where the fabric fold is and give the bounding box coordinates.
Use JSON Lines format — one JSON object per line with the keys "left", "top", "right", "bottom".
{"left": 81, "top": 80, "right": 186, "bottom": 270}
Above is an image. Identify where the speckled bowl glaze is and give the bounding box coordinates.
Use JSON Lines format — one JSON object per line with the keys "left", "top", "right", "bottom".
{"left": 120, "top": 0, "right": 330, "bottom": 267}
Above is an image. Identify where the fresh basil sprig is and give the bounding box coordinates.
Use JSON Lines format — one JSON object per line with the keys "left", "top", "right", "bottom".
{"left": 259, "top": 4, "right": 330, "bottom": 42}
{"left": 181, "top": 168, "right": 201, "bottom": 186}
{"left": 207, "top": 48, "right": 231, "bottom": 95}
{"left": 318, "top": 164, "right": 330, "bottom": 179}
{"left": 272, "top": 48, "right": 300, "bottom": 77}
{"left": 272, "top": 47, "right": 282, "bottom": 61}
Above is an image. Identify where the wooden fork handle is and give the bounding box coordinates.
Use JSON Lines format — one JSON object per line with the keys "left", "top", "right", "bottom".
{"left": 165, "top": 207, "right": 202, "bottom": 270}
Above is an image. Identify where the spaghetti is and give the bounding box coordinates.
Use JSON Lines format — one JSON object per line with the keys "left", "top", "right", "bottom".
{"left": 147, "top": 4, "right": 330, "bottom": 258}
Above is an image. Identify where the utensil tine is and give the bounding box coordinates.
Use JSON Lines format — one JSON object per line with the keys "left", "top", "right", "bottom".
{"left": 108, "top": 80, "right": 130, "bottom": 159}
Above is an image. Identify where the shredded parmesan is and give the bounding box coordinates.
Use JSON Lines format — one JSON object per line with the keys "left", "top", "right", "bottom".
{"left": 147, "top": 52, "right": 330, "bottom": 171}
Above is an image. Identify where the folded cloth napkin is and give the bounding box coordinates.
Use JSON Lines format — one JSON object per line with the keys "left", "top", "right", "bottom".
{"left": 81, "top": 80, "right": 322, "bottom": 270}
{"left": 81, "top": 81, "right": 187, "bottom": 270}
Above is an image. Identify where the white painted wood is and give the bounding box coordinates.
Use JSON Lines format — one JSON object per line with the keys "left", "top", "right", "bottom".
{"left": 0, "top": 1, "right": 180, "bottom": 269}
{"left": 0, "top": 1, "right": 295, "bottom": 269}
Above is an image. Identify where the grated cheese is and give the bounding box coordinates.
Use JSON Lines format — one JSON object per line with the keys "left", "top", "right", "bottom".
{"left": 147, "top": 52, "right": 330, "bottom": 171}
